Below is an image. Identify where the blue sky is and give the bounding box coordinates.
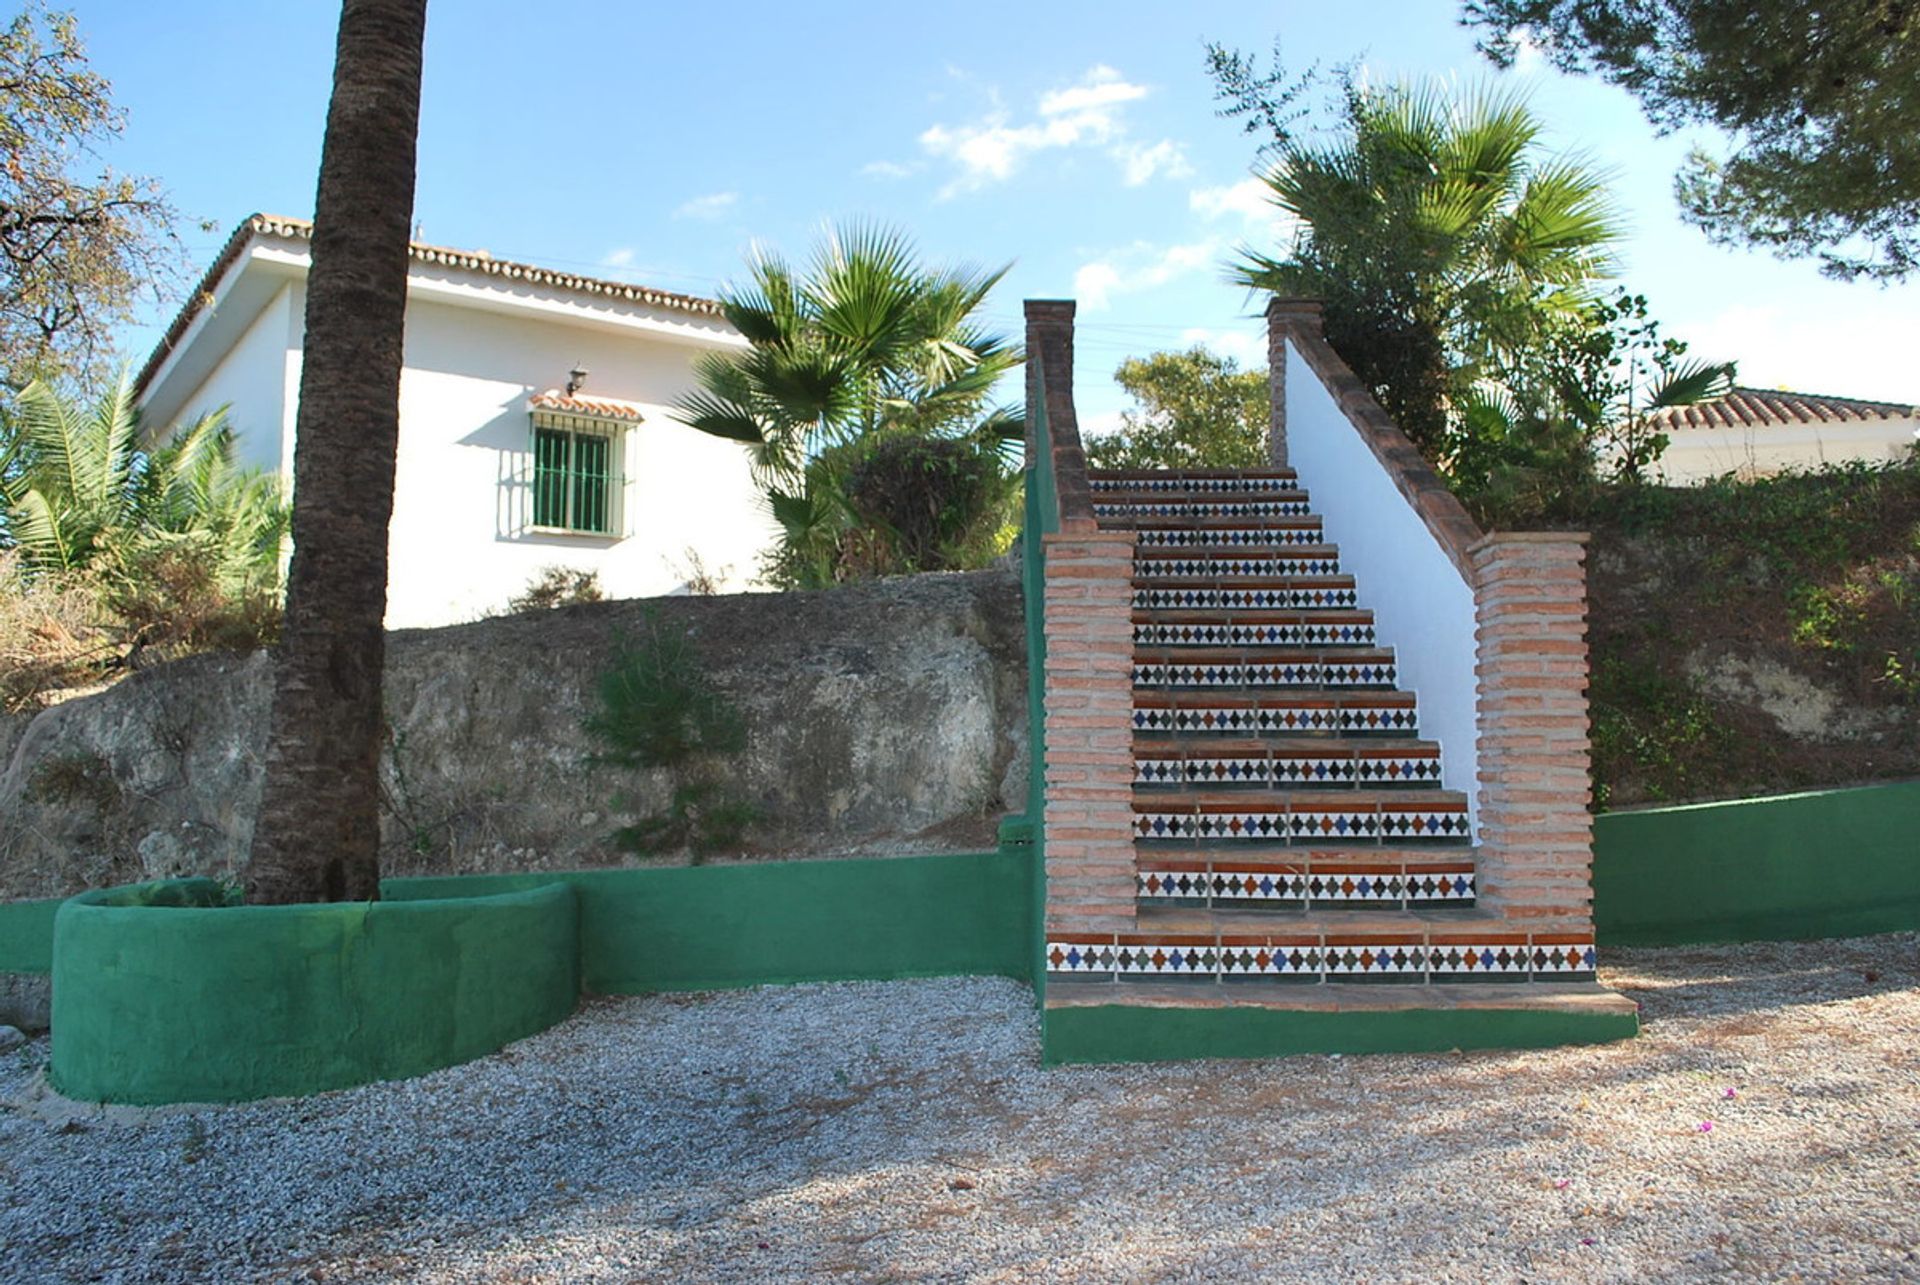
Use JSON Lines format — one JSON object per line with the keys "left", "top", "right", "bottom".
{"left": 82, "top": 0, "right": 1920, "bottom": 432}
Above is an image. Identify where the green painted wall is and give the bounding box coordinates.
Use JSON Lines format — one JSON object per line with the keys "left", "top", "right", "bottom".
{"left": 1593, "top": 780, "right": 1920, "bottom": 946}
{"left": 386, "top": 848, "right": 1030, "bottom": 993}
{"left": 51, "top": 879, "right": 579, "bottom": 1104}
{"left": 1044, "top": 1003, "right": 1639, "bottom": 1065}
{"left": 0, "top": 897, "right": 62, "bottom": 974}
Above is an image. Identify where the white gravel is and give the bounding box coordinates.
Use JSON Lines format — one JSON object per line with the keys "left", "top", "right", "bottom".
{"left": 3, "top": 933, "right": 1918, "bottom": 1283}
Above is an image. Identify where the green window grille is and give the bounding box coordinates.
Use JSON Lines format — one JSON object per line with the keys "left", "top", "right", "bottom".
{"left": 532, "top": 425, "right": 615, "bottom": 534}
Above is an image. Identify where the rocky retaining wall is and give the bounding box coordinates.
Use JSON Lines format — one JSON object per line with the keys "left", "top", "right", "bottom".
{"left": 0, "top": 571, "right": 1027, "bottom": 901}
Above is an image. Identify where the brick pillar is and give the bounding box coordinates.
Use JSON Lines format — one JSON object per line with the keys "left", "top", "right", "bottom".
{"left": 1470, "top": 533, "right": 1595, "bottom": 930}
{"left": 1264, "top": 298, "right": 1323, "bottom": 470}
{"left": 1042, "top": 529, "right": 1138, "bottom": 932}
{"left": 1026, "top": 299, "right": 1077, "bottom": 472}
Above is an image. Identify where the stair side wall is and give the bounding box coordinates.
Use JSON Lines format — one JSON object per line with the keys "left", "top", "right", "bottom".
{"left": 1041, "top": 529, "right": 1139, "bottom": 933}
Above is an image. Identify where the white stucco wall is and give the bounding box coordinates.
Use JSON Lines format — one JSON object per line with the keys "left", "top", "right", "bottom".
{"left": 1285, "top": 341, "right": 1480, "bottom": 816}
{"left": 1654, "top": 418, "right": 1919, "bottom": 484}
{"left": 163, "top": 283, "right": 296, "bottom": 474}
{"left": 379, "top": 298, "right": 772, "bottom": 627}
{"left": 142, "top": 249, "right": 773, "bottom": 628}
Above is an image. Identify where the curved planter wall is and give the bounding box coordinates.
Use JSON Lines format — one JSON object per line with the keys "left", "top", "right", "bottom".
{"left": 51, "top": 879, "right": 579, "bottom": 1104}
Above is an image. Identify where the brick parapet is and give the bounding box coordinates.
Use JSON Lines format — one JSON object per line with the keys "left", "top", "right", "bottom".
{"left": 1264, "top": 297, "right": 1484, "bottom": 581}
{"left": 1042, "top": 529, "right": 1138, "bottom": 933}
{"left": 1470, "top": 532, "right": 1596, "bottom": 927}
{"left": 1025, "top": 299, "right": 1098, "bottom": 533}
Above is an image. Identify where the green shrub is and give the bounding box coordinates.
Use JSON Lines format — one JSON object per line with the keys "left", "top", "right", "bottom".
{"left": 584, "top": 611, "right": 756, "bottom": 861}
{"left": 506, "top": 565, "right": 604, "bottom": 613}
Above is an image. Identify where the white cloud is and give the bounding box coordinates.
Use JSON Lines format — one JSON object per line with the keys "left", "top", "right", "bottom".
{"left": 1189, "top": 177, "right": 1300, "bottom": 246}
{"left": 673, "top": 191, "right": 738, "bottom": 221}
{"left": 1038, "top": 65, "right": 1147, "bottom": 117}
{"left": 918, "top": 65, "right": 1183, "bottom": 196}
{"left": 1079, "top": 409, "right": 1126, "bottom": 444}
{"left": 860, "top": 159, "right": 920, "bottom": 179}
{"left": 1180, "top": 326, "right": 1268, "bottom": 368}
{"left": 600, "top": 247, "right": 635, "bottom": 269}
{"left": 1115, "top": 139, "right": 1192, "bottom": 186}
{"left": 1073, "top": 238, "right": 1223, "bottom": 311}
{"left": 1674, "top": 302, "right": 1920, "bottom": 405}
{"left": 1509, "top": 28, "right": 1547, "bottom": 76}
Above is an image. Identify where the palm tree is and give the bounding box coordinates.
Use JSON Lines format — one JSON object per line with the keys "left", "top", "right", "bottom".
{"left": 674, "top": 223, "right": 1021, "bottom": 588}
{"left": 0, "top": 373, "right": 284, "bottom": 582}
{"left": 1236, "top": 80, "right": 1622, "bottom": 454}
{"left": 245, "top": 0, "right": 428, "bottom": 905}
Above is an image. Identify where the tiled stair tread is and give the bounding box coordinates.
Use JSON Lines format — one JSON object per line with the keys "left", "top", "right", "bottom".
{"left": 1044, "top": 978, "right": 1636, "bottom": 1016}
{"left": 1136, "top": 843, "right": 1466, "bottom": 863}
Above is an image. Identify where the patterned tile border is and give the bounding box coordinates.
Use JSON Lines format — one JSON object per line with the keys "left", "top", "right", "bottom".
{"left": 1134, "top": 553, "right": 1342, "bottom": 579}
{"left": 1090, "top": 476, "right": 1301, "bottom": 494}
{"left": 1133, "top": 748, "right": 1443, "bottom": 789}
{"left": 1136, "top": 859, "right": 1475, "bottom": 907}
{"left": 1132, "top": 524, "right": 1323, "bottom": 548}
{"left": 1132, "top": 584, "right": 1360, "bottom": 611}
{"left": 1132, "top": 617, "right": 1378, "bottom": 648}
{"left": 1131, "top": 801, "right": 1471, "bottom": 843}
{"left": 1132, "top": 698, "right": 1418, "bottom": 736}
{"left": 1095, "top": 499, "right": 1313, "bottom": 520}
{"left": 1045, "top": 929, "right": 1596, "bottom": 982}
{"left": 1131, "top": 657, "right": 1398, "bottom": 689}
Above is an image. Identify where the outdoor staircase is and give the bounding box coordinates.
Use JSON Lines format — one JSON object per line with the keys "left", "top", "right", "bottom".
{"left": 1045, "top": 467, "right": 1596, "bottom": 989}
{"left": 1024, "top": 298, "right": 1634, "bottom": 1060}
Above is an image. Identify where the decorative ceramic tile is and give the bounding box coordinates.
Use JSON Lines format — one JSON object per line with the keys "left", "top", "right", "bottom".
{"left": 1132, "top": 755, "right": 1272, "bottom": 787}
{"left": 1131, "top": 618, "right": 1378, "bottom": 648}
{"left": 1132, "top": 585, "right": 1361, "bottom": 611}
{"left": 1134, "top": 553, "right": 1342, "bottom": 578}
{"left": 1351, "top": 753, "right": 1444, "bottom": 785}
{"left": 1132, "top": 525, "right": 1322, "bottom": 547}
{"left": 1090, "top": 475, "right": 1300, "bottom": 494}
{"left": 1131, "top": 700, "right": 1417, "bottom": 735}
{"left": 1130, "top": 658, "right": 1397, "bottom": 689}
{"left": 1112, "top": 938, "right": 1218, "bottom": 977}
{"left": 1045, "top": 936, "right": 1117, "bottom": 977}
{"left": 1094, "top": 499, "right": 1313, "bottom": 520}
{"left": 1324, "top": 938, "right": 1426, "bottom": 978}
{"left": 1404, "top": 865, "right": 1477, "bottom": 902}
{"left": 1377, "top": 803, "right": 1472, "bottom": 841}
{"left": 1210, "top": 867, "right": 1310, "bottom": 903}
{"left": 1218, "top": 939, "right": 1320, "bottom": 978}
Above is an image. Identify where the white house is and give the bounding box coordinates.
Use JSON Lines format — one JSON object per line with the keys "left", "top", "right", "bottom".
{"left": 136, "top": 214, "right": 774, "bottom": 627}
{"left": 1647, "top": 386, "right": 1919, "bottom": 484}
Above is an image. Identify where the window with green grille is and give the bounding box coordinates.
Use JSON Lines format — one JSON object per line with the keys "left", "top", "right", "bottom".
{"left": 532, "top": 425, "right": 616, "bottom": 533}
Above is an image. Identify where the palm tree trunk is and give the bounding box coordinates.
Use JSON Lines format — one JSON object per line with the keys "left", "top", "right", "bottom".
{"left": 247, "top": 0, "right": 427, "bottom": 904}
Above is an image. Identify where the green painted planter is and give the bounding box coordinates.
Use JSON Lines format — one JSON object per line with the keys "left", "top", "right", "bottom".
{"left": 50, "top": 878, "right": 579, "bottom": 1104}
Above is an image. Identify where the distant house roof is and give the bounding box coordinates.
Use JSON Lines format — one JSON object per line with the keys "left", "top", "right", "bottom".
{"left": 528, "top": 389, "right": 647, "bottom": 423}
{"left": 136, "top": 213, "right": 726, "bottom": 398}
{"left": 1648, "top": 386, "right": 1920, "bottom": 432}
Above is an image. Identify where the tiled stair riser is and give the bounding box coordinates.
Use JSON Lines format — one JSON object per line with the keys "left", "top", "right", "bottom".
{"left": 1090, "top": 476, "right": 1301, "bottom": 494}
{"left": 1133, "top": 751, "right": 1443, "bottom": 789}
{"left": 1132, "top": 525, "right": 1322, "bottom": 547}
{"left": 1133, "top": 584, "right": 1360, "bottom": 610}
{"left": 1133, "top": 700, "right": 1418, "bottom": 736}
{"left": 1131, "top": 804, "right": 1472, "bottom": 843}
{"left": 1132, "top": 618, "right": 1378, "bottom": 648}
{"left": 1046, "top": 932, "right": 1596, "bottom": 983}
{"left": 1134, "top": 552, "right": 1343, "bottom": 579}
{"left": 1136, "top": 861, "right": 1476, "bottom": 907}
{"left": 1131, "top": 658, "right": 1398, "bottom": 688}
{"left": 1096, "top": 499, "right": 1312, "bottom": 520}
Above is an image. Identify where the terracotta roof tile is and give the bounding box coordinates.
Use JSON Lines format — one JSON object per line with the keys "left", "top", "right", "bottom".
{"left": 137, "top": 213, "right": 725, "bottom": 398}
{"left": 1649, "top": 386, "right": 1918, "bottom": 432}
{"left": 528, "top": 390, "right": 647, "bottom": 422}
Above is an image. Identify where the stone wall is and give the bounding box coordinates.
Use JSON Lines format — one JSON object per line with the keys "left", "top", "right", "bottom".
{"left": 0, "top": 571, "right": 1028, "bottom": 901}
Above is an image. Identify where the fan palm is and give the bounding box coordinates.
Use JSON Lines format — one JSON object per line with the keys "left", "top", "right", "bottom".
{"left": 0, "top": 372, "right": 285, "bottom": 582}
{"left": 1236, "top": 80, "right": 1623, "bottom": 450}
{"left": 676, "top": 222, "right": 1022, "bottom": 587}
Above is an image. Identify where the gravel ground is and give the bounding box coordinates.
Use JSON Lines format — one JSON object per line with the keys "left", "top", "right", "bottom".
{"left": 2, "top": 934, "right": 1917, "bottom": 1283}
